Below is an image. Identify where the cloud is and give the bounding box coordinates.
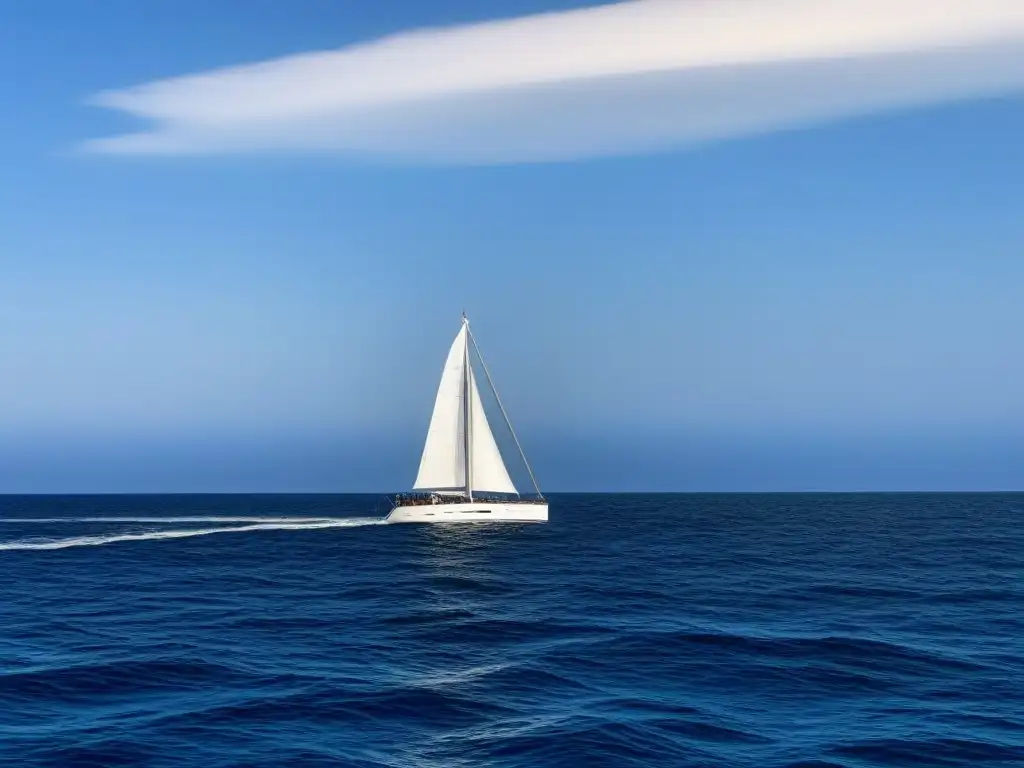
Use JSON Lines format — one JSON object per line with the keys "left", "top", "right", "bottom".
{"left": 83, "top": 0, "right": 1024, "bottom": 163}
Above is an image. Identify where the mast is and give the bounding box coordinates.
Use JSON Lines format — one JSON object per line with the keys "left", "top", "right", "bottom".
{"left": 468, "top": 325, "right": 543, "bottom": 499}
{"left": 461, "top": 312, "right": 473, "bottom": 501}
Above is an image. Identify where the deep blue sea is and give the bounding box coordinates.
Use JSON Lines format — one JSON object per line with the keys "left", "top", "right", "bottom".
{"left": 1, "top": 494, "right": 1022, "bottom": 767}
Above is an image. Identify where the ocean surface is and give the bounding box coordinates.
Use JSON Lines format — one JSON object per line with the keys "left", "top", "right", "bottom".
{"left": 1, "top": 493, "right": 1022, "bottom": 767}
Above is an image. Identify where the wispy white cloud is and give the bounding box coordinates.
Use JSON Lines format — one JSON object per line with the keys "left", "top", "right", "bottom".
{"left": 83, "top": 0, "right": 1024, "bottom": 163}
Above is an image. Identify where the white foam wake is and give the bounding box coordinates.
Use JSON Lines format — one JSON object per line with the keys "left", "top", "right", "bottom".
{"left": 0, "top": 518, "right": 385, "bottom": 551}
{"left": 0, "top": 516, "right": 337, "bottom": 524}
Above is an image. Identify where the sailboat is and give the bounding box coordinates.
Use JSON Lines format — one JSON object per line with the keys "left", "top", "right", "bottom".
{"left": 385, "top": 314, "right": 548, "bottom": 524}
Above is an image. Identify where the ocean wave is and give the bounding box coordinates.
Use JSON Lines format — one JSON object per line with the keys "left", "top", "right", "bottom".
{"left": 2, "top": 493, "right": 1021, "bottom": 767}
{"left": 0, "top": 658, "right": 253, "bottom": 701}
{"left": 379, "top": 608, "right": 478, "bottom": 626}
{"left": 406, "top": 617, "right": 612, "bottom": 646}
{"left": 34, "top": 740, "right": 160, "bottom": 768}
{"left": 423, "top": 574, "right": 516, "bottom": 595}
{"left": 153, "top": 684, "right": 517, "bottom": 731}
{"left": 579, "top": 630, "right": 994, "bottom": 673}
{"left": 458, "top": 716, "right": 713, "bottom": 766}
{"left": 829, "top": 737, "right": 1024, "bottom": 766}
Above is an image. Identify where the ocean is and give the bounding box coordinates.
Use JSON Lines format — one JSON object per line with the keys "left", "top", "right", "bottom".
{"left": 1, "top": 493, "right": 1021, "bottom": 767}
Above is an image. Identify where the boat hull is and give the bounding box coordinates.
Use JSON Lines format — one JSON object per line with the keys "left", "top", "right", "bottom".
{"left": 385, "top": 501, "right": 548, "bottom": 524}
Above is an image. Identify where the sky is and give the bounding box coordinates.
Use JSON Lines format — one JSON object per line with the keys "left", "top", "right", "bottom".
{"left": 1, "top": 0, "right": 1023, "bottom": 493}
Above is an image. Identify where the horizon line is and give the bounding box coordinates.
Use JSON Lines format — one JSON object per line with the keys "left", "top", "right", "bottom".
{"left": 1, "top": 490, "right": 1021, "bottom": 497}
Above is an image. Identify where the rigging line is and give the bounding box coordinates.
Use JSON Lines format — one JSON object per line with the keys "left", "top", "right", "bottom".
{"left": 467, "top": 327, "right": 543, "bottom": 498}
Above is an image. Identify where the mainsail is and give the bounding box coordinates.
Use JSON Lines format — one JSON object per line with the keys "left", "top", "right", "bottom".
{"left": 412, "top": 319, "right": 517, "bottom": 496}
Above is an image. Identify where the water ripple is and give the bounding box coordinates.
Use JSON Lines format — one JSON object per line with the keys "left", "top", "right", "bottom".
{"left": 1, "top": 493, "right": 1022, "bottom": 766}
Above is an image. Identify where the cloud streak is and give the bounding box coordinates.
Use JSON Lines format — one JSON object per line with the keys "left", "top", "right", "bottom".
{"left": 83, "top": 0, "right": 1024, "bottom": 163}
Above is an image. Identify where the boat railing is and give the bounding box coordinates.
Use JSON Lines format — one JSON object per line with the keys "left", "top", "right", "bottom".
{"left": 394, "top": 493, "right": 546, "bottom": 507}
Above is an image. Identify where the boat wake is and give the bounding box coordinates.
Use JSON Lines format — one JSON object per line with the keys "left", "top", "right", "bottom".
{"left": 0, "top": 517, "right": 386, "bottom": 551}
{"left": 0, "top": 516, "right": 339, "bottom": 524}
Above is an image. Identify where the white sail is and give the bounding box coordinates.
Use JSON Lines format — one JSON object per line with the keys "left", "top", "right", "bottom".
{"left": 412, "top": 324, "right": 468, "bottom": 491}
{"left": 468, "top": 366, "right": 517, "bottom": 494}
{"left": 411, "top": 320, "right": 518, "bottom": 496}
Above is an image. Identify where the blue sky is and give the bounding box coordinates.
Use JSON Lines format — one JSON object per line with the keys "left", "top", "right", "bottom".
{"left": 1, "top": 0, "right": 1023, "bottom": 492}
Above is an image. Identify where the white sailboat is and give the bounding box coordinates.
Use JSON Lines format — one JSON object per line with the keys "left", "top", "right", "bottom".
{"left": 385, "top": 314, "right": 548, "bottom": 524}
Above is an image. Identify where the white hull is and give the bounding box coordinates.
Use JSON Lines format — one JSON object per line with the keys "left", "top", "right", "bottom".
{"left": 385, "top": 501, "right": 548, "bottom": 524}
